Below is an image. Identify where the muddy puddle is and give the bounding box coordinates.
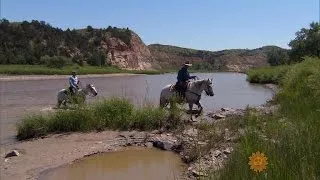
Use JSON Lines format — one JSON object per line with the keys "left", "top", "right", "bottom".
{"left": 40, "top": 147, "right": 186, "bottom": 180}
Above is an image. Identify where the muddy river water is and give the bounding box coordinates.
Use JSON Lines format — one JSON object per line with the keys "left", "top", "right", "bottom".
{"left": 0, "top": 72, "right": 273, "bottom": 145}
{"left": 39, "top": 147, "right": 186, "bottom": 180}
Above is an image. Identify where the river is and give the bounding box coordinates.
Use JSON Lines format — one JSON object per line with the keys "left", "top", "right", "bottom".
{"left": 0, "top": 72, "right": 273, "bottom": 145}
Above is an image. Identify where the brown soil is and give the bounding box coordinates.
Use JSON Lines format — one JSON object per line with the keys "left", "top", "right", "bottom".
{"left": 1, "top": 131, "right": 124, "bottom": 180}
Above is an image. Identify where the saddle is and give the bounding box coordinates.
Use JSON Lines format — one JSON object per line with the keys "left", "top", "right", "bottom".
{"left": 64, "top": 88, "right": 71, "bottom": 95}
{"left": 64, "top": 87, "right": 78, "bottom": 96}
{"left": 170, "top": 81, "right": 190, "bottom": 99}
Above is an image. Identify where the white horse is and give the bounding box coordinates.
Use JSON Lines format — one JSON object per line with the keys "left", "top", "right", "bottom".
{"left": 160, "top": 79, "right": 214, "bottom": 119}
{"left": 56, "top": 84, "right": 98, "bottom": 108}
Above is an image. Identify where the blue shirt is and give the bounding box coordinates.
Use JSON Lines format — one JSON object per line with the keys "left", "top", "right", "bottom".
{"left": 177, "top": 67, "right": 196, "bottom": 82}
{"left": 69, "top": 76, "right": 78, "bottom": 88}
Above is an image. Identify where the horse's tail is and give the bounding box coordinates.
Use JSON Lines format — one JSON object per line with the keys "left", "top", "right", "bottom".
{"left": 160, "top": 89, "right": 165, "bottom": 108}
{"left": 160, "top": 97, "right": 166, "bottom": 108}
{"left": 160, "top": 84, "right": 173, "bottom": 108}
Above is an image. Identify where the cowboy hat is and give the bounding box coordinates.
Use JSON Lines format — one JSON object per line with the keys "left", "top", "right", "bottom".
{"left": 184, "top": 61, "right": 192, "bottom": 66}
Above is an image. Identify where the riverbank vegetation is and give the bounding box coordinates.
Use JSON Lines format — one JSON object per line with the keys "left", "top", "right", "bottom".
{"left": 246, "top": 65, "right": 290, "bottom": 84}
{"left": 214, "top": 57, "right": 320, "bottom": 179}
{"left": 16, "top": 98, "right": 182, "bottom": 140}
{"left": 0, "top": 64, "right": 169, "bottom": 75}
{"left": 247, "top": 22, "right": 319, "bottom": 84}
{"left": 209, "top": 22, "right": 320, "bottom": 179}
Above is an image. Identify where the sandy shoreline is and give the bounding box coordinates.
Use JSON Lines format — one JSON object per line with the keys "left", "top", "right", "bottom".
{"left": 0, "top": 73, "right": 144, "bottom": 81}
{"left": 0, "top": 130, "right": 193, "bottom": 180}
{"left": 0, "top": 131, "right": 157, "bottom": 180}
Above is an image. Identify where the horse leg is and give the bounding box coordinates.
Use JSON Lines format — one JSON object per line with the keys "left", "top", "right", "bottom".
{"left": 160, "top": 97, "right": 167, "bottom": 108}
{"left": 195, "top": 101, "right": 203, "bottom": 117}
{"left": 188, "top": 103, "right": 193, "bottom": 121}
{"left": 56, "top": 100, "right": 62, "bottom": 109}
{"left": 63, "top": 100, "right": 67, "bottom": 108}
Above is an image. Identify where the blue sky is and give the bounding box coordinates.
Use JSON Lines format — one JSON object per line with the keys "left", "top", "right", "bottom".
{"left": 1, "top": 0, "right": 319, "bottom": 51}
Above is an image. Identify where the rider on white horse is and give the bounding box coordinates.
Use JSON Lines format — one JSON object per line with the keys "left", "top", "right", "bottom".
{"left": 69, "top": 71, "right": 80, "bottom": 96}
{"left": 175, "top": 61, "right": 198, "bottom": 99}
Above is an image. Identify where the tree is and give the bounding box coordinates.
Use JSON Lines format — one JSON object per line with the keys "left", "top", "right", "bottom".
{"left": 288, "top": 22, "right": 320, "bottom": 63}
{"left": 0, "top": 18, "right": 10, "bottom": 29}
{"left": 16, "top": 54, "right": 27, "bottom": 64}
{"left": 106, "top": 26, "right": 112, "bottom": 32}
{"left": 72, "top": 54, "right": 84, "bottom": 66}
{"left": 267, "top": 49, "right": 289, "bottom": 66}
{"left": 87, "top": 25, "right": 94, "bottom": 32}
{"left": 87, "top": 51, "right": 106, "bottom": 66}
{"left": 0, "top": 48, "right": 7, "bottom": 64}
{"left": 42, "top": 55, "right": 69, "bottom": 68}
{"left": 40, "top": 21, "right": 46, "bottom": 26}
{"left": 100, "top": 52, "right": 106, "bottom": 66}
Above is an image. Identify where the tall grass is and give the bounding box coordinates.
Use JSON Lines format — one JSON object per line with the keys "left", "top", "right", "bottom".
{"left": 246, "top": 65, "right": 290, "bottom": 84}
{"left": 16, "top": 97, "right": 180, "bottom": 140}
{"left": 213, "top": 57, "right": 320, "bottom": 179}
{"left": 0, "top": 64, "right": 168, "bottom": 75}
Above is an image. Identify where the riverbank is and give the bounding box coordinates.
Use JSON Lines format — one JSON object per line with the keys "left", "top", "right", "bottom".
{"left": 0, "top": 64, "right": 230, "bottom": 77}
{"left": 0, "top": 108, "right": 235, "bottom": 180}
{"left": 1, "top": 102, "right": 277, "bottom": 180}
{"left": 0, "top": 73, "right": 144, "bottom": 81}
{"left": 0, "top": 65, "right": 170, "bottom": 76}
{"left": 1, "top": 130, "right": 191, "bottom": 180}
{"left": 215, "top": 57, "right": 320, "bottom": 179}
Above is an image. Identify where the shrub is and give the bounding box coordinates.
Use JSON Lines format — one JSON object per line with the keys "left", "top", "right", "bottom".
{"left": 87, "top": 52, "right": 107, "bottom": 66}
{"left": 131, "top": 106, "right": 167, "bottom": 130}
{"left": 17, "top": 114, "right": 49, "bottom": 140}
{"left": 16, "top": 97, "right": 175, "bottom": 140}
{"left": 42, "top": 55, "right": 70, "bottom": 68}
{"left": 246, "top": 65, "right": 290, "bottom": 84}
{"left": 92, "top": 98, "right": 134, "bottom": 130}
{"left": 48, "top": 108, "right": 95, "bottom": 132}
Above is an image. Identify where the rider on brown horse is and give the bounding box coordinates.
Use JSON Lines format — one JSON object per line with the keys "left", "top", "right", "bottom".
{"left": 175, "top": 61, "right": 198, "bottom": 99}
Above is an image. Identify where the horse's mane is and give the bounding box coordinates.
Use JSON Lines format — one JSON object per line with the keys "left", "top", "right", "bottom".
{"left": 188, "top": 79, "right": 207, "bottom": 88}
{"left": 194, "top": 79, "right": 206, "bottom": 83}
{"left": 190, "top": 79, "right": 208, "bottom": 85}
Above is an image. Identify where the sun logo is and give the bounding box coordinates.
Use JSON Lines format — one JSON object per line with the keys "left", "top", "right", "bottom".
{"left": 248, "top": 151, "right": 268, "bottom": 173}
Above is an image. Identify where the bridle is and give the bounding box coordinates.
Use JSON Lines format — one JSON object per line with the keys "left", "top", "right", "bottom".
{"left": 79, "top": 85, "right": 96, "bottom": 97}
{"left": 87, "top": 86, "right": 97, "bottom": 97}
{"left": 186, "top": 81, "right": 213, "bottom": 100}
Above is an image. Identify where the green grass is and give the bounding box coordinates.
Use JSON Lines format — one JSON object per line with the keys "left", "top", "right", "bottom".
{"left": 0, "top": 64, "right": 170, "bottom": 75}
{"left": 16, "top": 97, "right": 182, "bottom": 140}
{"left": 246, "top": 65, "right": 290, "bottom": 84}
{"left": 211, "top": 57, "right": 320, "bottom": 179}
{"left": 0, "top": 64, "right": 222, "bottom": 76}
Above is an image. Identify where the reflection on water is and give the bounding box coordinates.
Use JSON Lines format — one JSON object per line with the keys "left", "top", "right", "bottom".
{"left": 0, "top": 72, "right": 273, "bottom": 145}
{"left": 40, "top": 148, "right": 186, "bottom": 180}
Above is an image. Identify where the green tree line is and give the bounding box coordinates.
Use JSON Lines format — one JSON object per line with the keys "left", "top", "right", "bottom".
{"left": 267, "top": 22, "right": 319, "bottom": 66}
{"left": 0, "top": 19, "right": 132, "bottom": 67}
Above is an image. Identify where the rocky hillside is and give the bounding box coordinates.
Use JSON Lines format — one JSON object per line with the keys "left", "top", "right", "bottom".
{"left": 0, "top": 19, "right": 287, "bottom": 72}
{"left": 0, "top": 19, "right": 152, "bottom": 70}
{"left": 149, "top": 44, "right": 287, "bottom": 72}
